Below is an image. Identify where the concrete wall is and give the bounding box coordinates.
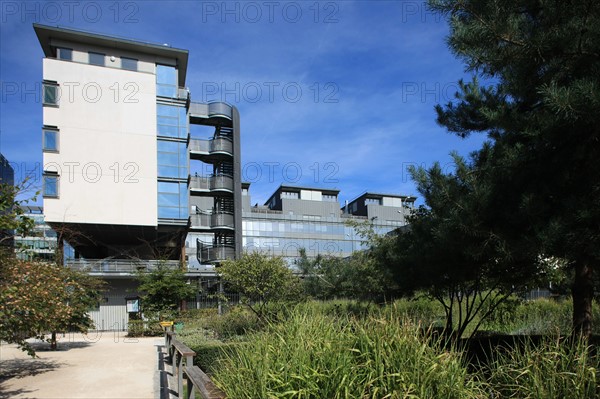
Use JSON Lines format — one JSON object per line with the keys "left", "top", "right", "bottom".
{"left": 281, "top": 198, "right": 340, "bottom": 218}
{"left": 366, "top": 204, "right": 407, "bottom": 224}
{"left": 43, "top": 57, "right": 158, "bottom": 226}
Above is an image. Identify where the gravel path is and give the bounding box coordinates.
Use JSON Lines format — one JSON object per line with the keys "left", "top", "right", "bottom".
{"left": 0, "top": 332, "right": 162, "bottom": 399}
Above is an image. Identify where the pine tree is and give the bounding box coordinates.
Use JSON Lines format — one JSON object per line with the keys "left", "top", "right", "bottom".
{"left": 429, "top": 0, "right": 600, "bottom": 335}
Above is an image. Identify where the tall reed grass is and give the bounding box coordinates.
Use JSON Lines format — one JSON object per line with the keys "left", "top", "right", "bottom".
{"left": 486, "top": 336, "right": 599, "bottom": 398}
{"left": 211, "top": 307, "right": 486, "bottom": 398}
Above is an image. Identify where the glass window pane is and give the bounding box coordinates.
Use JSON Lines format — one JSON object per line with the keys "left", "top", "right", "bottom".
{"left": 43, "top": 175, "right": 58, "bottom": 197}
{"left": 57, "top": 47, "right": 72, "bottom": 61}
{"left": 158, "top": 152, "right": 179, "bottom": 165}
{"left": 158, "top": 140, "right": 179, "bottom": 152}
{"left": 89, "top": 52, "right": 105, "bottom": 66}
{"left": 158, "top": 181, "right": 179, "bottom": 193}
{"left": 158, "top": 207, "right": 180, "bottom": 219}
{"left": 158, "top": 125, "right": 179, "bottom": 137}
{"left": 156, "top": 65, "right": 177, "bottom": 86}
{"left": 179, "top": 183, "right": 188, "bottom": 198}
{"left": 157, "top": 117, "right": 178, "bottom": 127}
{"left": 43, "top": 130, "right": 58, "bottom": 151}
{"left": 43, "top": 84, "right": 58, "bottom": 105}
{"left": 158, "top": 193, "right": 179, "bottom": 206}
{"left": 179, "top": 107, "right": 187, "bottom": 121}
{"left": 122, "top": 57, "right": 138, "bottom": 71}
{"left": 178, "top": 150, "right": 187, "bottom": 164}
{"left": 157, "top": 84, "right": 177, "bottom": 98}
{"left": 158, "top": 166, "right": 179, "bottom": 177}
{"left": 157, "top": 104, "right": 179, "bottom": 118}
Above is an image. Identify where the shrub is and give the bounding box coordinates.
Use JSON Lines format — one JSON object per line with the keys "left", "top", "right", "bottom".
{"left": 190, "top": 341, "right": 244, "bottom": 375}
{"left": 127, "top": 320, "right": 163, "bottom": 337}
{"left": 203, "top": 306, "right": 260, "bottom": 339}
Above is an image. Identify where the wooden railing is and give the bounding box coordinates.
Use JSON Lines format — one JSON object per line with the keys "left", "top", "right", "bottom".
{"left": 165, "top": 331, "right": 226, "bottom": 399}
{"left": 184, "top": 365, "right": 225, "bottom": 399}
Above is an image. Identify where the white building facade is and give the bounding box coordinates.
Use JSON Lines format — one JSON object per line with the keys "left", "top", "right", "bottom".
{"left": 36, "top": 24, "right": 242, "bottom": 330}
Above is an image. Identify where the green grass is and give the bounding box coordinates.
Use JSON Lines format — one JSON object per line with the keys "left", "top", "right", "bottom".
{"left": 211, "top": 307, "right": 486, "bottom": 398}
{"left": 175, "top": 298, "right": 600, "bottom": 398}
{"left": 486, "top": 336, "right": 599, "bottom": 398}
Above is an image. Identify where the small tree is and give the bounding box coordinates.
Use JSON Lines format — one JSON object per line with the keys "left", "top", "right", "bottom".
{"left": 296, "top": 248, "right": 395, "bottom": 302}
{"left": 0, "top": 181, "right": 36, "bottom": 251}
{"left": 136, "top": 263, "right": 197, "bottom": 319}
{"left": 0, "top": 181, "right": 104, "bottom": 355}
{"left": 0, "top": 259, "right": 104, "bottom": 355}
{"left": 219, "top": 252, "right": 302, "bottom": 320}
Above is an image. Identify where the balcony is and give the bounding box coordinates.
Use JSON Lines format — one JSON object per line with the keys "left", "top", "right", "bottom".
{"left": 211, "top": 212, "right": 235, "bottom": 229}
{"left": 189, "top": 175, "right": 234, "bottom": 195}
{"left": 66, "top": 259, "right": 181, "bottom": 274}
{"left": 198, "top": 245, "right": 235, "bottom": 264}
{"left": 190, "top": 212, "right": 235, "bottom": 231}
{"left": 177, "top": 87, "right": 190, "bottom": 102}
{"left": 208, "top": 102, "right": 232, "bottom": 119}
{"left": 189, "top": 102, "right": 233, "bottom": 126}
{"left": 189, "top": 137, "right": 233, "bottom": 161}
{"left": 190, "top": 213, "right": 211, "bottom": 230}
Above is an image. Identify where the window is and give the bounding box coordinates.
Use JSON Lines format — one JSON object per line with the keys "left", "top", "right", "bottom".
{"left": 42, "top": 81, "right": 59, "bottom": 106}
{"left": 57, "top": 47, "right": 72, "bottom": 61}
{"left": 43, "top": 127, "right": 59, "bottom": 152}
{"left": 157, "top": 104, "right": 187, "bottom": 138}
{"left": 157, "top": 140, "right": 188, "bottom": 179}
{"left": 158, "top": 181, "right": 188, "bottom": 219}
{"left": 88, "top": 52, "right": 105, "bottom": 66}
{"left": 156, "top": 64, "right": 178, "bottom": 97}
{"left": 43, "top": 173, "right": 59, "bottom": 198}
{"left": 281, "top": 191, "right": 299, "bottom": 199}
{"left": 365, "top": 198, "right": 381, "bottom": 206}
{"left": 121, "top": 57, "right": 138, "bottom": 71}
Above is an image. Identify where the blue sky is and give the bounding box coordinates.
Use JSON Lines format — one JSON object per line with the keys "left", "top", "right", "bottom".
{"left": 0, "top": 0, "right": 487, "bottom": 206}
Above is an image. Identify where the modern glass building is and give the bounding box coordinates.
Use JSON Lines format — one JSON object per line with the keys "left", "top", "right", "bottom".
{"left": 241, "top": 184, "right": 416, "bottom": 263}
{"left": 0, "top": 153, "right": 14, "bottom": 186}
{"left": 0, "top": 153, "right": 15, "bottom": 249}
{"left": 35, "top": 24, "right": 242, "bottom": 330}
{"left": 33, "top": 24, "right": 415, "bottom": 330}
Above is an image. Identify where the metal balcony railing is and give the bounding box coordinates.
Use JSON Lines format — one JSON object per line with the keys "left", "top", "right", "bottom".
{"left": 208, "top": 102, "right": 233, "bottom": 119}
{"left": 189, "top": 137, "right": 233, "bottom": 157}
{"left": 189, "top": 175, "right": 234, "bottom": 193}
{"left": 190, "top": 213, "right": 211, "bottom": 229}
{"left": 198, "top": 245, "right": 235, "bottom": 263}
{"left": 211, "top": 212, "right": 234, "bottom": 229}
{"left": 66, "top": 259, "right": 181, "bottom": 273}
{"left": 190, "top": 212, "right": 235, "bottom": 230}
{"left": 189, "top": 101, "right": 233, "bottom": 121}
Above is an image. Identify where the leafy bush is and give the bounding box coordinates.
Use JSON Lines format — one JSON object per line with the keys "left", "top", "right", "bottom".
{"left": 202, "top": 306, "right": 260, "bottom": 339}
{"left": 127, "top": 320, "right": 163, "bottom": 337}
{"left": 219, "top": 253, "right": 303, "bottom": 320}
{"left": 190, "top": 341, "right": 244, "bottom": 375}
